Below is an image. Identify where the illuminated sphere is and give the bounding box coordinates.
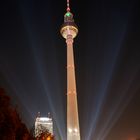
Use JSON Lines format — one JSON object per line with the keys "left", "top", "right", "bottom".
{"left": 60, "top": 11, "right": 78, "bottom": 39}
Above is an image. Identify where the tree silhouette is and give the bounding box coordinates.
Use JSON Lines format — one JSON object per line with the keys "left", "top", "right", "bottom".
{"left": 0, "top": 88, "right": 34, "bottom": 140}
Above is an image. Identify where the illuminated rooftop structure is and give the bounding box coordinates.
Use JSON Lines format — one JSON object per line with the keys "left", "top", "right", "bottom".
{"left": 35, "top": 113, "right": 53, "bottom": 138}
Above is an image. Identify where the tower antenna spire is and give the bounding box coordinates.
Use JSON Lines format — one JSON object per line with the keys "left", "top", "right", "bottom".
{"left": 67, "top": 0, "right": 70, "bottom": 11}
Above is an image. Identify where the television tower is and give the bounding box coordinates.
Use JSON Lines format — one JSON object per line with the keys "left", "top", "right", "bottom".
{"left": 60, "top": 0, "right": 80, "bottom": 140}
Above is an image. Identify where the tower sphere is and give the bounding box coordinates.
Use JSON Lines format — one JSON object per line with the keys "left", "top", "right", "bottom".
{"left": 60, "top": 11, "right": 78, "bottom": 39}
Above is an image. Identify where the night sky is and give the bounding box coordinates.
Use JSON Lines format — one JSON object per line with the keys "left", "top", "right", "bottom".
{"left": 0, "top": 0, "right": 140, "bottom": 140}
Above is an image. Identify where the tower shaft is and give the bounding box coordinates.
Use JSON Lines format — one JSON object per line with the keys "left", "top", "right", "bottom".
{"left": 66, "top": 35, "right": 80, "bottom": 140}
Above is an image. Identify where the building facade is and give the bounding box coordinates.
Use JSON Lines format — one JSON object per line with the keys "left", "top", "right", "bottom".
{"left": 35, "top": 116, "right": 53, "bottom": 138}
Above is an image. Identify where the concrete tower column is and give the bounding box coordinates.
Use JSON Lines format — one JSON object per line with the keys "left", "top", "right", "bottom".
{"left": 66, "top": 35, "right": 80, "bottom": 140}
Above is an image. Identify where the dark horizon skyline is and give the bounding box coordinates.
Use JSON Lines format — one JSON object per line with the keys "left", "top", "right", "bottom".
{"left": 0, "top": 0, "right": 140, "bottom": 140}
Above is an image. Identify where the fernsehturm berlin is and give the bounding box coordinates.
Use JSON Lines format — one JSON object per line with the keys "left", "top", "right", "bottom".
{"left": 60, "top": 0, "right": 81, "bottom": 140}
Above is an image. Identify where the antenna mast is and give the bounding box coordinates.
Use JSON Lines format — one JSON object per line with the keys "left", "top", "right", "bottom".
{"left": 67, "top": 0, "right": 70, "bottom": 11}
